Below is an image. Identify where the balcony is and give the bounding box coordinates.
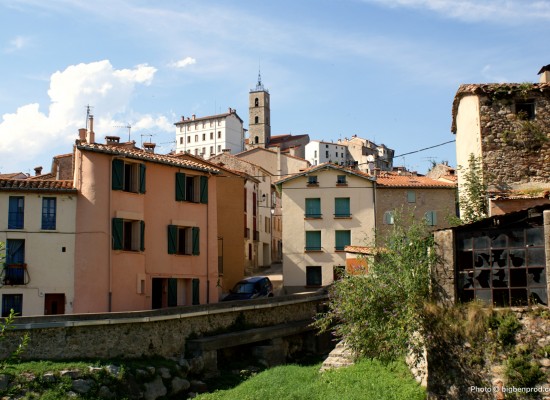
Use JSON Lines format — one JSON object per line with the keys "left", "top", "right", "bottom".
{"left": 2, "top": 264, "right": 29, "bottom": 285}
{"left": 253, "top": 230, "right": 260, "bottom": 241}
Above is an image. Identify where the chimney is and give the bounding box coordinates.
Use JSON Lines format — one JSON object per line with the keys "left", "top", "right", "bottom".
{"left": 78, "top": 128, "right": 87, "bottom": 142}
{"left": 105, "top": 136, "right": 120, "bottom": 145}
{"left": 192, "top": 114, "right": 196, "bottom": 120}
{"left": 143, "top": 142, "right": 156, "bottom": 153}
{"left": 538, "top": 64, "right": 550, "bottom": 83}
{"left": 87, "top": 115, "right": 95, "bottom": 144}
{"left": 34, "top": 166, "right": 43, "bottom": 176}
{"left": 222, "top": 148, "right": 231, "bottom": 154}
{"left": 181, "top": 116, "right": 185, "bottom": 121}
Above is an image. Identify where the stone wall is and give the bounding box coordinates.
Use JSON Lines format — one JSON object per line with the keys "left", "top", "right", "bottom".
{"left": 0, "top": 292, "right": 327, "bottom": 361}
{"left": 479, "top": 91, "right": 550, "bottom": 191}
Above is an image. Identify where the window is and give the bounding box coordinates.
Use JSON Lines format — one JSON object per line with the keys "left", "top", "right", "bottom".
{"left": 305, "top": 198, "right": 322, "bottom": 218}
{"left": 307, "top": 175, "right": 318, "bottom": 185}
{"left": 2, "top": 294, "right": 22, "bottom": 317}
{"left": 334, "top": 198, "right": 350, "bottom": 217}
{"left": 314, "top": 150, "right": 317, "bottom": 158}
{"left": 255, "top": 116, "right": 259, "bottom": 124}
{"left": 112, "top": 218, "right": 145, "bottom": 252}
{"left": 194, "top": 149, "right": 199, "bottom": 155}
{"left": 187, "top": 136, "right": 191, "bottom": 143}
{"left": 41, "top": 197, "right": 56, "bottom": 230}
{"left": 4, "top": 239, "right": 26, "bottom": 285}
{"left": 425, "top": 211, "right": 437, "bottom": 226}
{"left": 325, "top": 151, "right": 329, "bottom": 158}
{"left": 195, "top": 135, "right": 199, "bottom": 142}
{"left": 210, "top": 132, "right": 214, "bottom": 140}
{"left": 336, "top": 175, "right": 347, "bottom": 185}
{"left": 217, "top": 145, "right": 221, "bottom": 153}
{"left": 457, "top": 226, "right": 547, "bottom": 306}
{"left": 265, "top": 216, "right": 270, "bottom": 233}
{"left": 201, "top": 147, "right": 205, "bottom": 155}
{"left": 384, "top": 211, "right": 394, "bottom": 225}
{"left": 255, "top": 98, "right": 259, "bottom": 107}
{"left": 168, "top": 225, "right": 200, "bottom": 255}
{"left": 305, "top": 231, "right": 321, "bottom": 251}
{"left": 306, "top": 266, "right": 322, "bottom": 286}
{"left": 209, "top": 146, "right": 214, "bottom": 155}
{"left": 407, "top": 191, "right": 416, "bottom": 203}
{"left": 112, "top": 159, "right": 146, "bottom": 193}
{"left": 335, "top": 230, "right": 351, "bottom": 251}
{"left": 202, "top": 133, "right": 206, "bottom": 141}
{"left": 175, "top": 173, "right": 208, "bottom": 203}
{"left": 515, "top": 100, "right": 535, "bottom": 120}
{"left": 8, "top": 196, "right": 24, "bottom": 229}
{"left": 179, "top": 137, "right": 183, "bottom": 145}
{"left": 218, "top": 131, "right": 221, "bottom": 139}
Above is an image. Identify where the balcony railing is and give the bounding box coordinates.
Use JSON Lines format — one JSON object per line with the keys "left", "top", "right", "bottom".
{"left": 304, "top": 213, "right": 322, "bottom": 219}
{"left": 2, "top": 264, "right": 29, "bottom": 285}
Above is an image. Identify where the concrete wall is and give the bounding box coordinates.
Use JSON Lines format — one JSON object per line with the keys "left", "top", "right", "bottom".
{"left": 0, "top": 292, "right": 327, "bottom": 361}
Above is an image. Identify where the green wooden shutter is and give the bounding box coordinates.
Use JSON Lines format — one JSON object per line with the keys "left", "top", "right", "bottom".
{"left": 140, "top": 220, "right": 145, "bottom": 251}
{"left": 175, "top": 173, "right": 186, "bottom": 201}
{"left": 335, "top": 230, "right": 351, "bottom": 251}
{"left": 139, "top": 164, "right": 146, "bottom": 194}
{"left": 305, "top": 198, "right": 321, "bottom": 217}
{"left": 192, "top": 278, "right": 200, "bottom": 305}
{"left": 192, "top": 227, "right": 200, "bottom": 255}
{"left": 112, "top": 159, "right": 124, "bottom": 190}
{"left": 168, "top": 278, "right": 178, "bottom": 307}
{"left": 200, "top": 176, "right": 208, "bottom": 204}
{"left": 167, "top": 225, "right": 177, "bottom": 254}
{"left": 112, "top": 218, "right": 123, "bottom": 250}
{"left": 335, "top": 198, "right": 350, "bottom": 217}
{"left": 305, "top": 231, "right": 321, "bottom": 251}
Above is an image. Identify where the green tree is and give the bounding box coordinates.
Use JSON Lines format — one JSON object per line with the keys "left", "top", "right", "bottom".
{"left": 0, "top": 241, "right": 29, "bottom": 368}
{"left": 314, "top": 212, "right": 436, "bottom": 362}
{"left": 457, "top": 154, "right": 488, "bottom": 224}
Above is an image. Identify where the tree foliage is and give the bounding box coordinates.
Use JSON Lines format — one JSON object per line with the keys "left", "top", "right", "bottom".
{"left": 314, "top": 212, "right": 437, "bottom": 362}
{"left": 457, "top": 154, "right": 488, "bottom": 224}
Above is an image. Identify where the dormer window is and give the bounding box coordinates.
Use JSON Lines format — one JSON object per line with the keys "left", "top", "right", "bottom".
{"left": 336, "top": 175, "right": 347, "bottom": 185}
{"left": 515, "top": 100, "right": 535, "bottom": 120}
{"left": 307, "top": 175, "right": 318, "bottom": 185}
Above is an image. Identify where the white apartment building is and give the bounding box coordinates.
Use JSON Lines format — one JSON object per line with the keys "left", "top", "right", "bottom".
{"left": 175, "top": 108, "right": 245, "bottom": 158}
{"left": 304, "top": 141, "right": 349, "bottom": 167}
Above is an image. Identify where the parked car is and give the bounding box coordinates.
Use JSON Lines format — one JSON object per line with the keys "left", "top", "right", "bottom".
{"left": 222, "top": 276, "right": 274, "bottom": 301}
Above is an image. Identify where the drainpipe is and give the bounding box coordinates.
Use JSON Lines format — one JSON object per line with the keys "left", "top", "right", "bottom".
{"left": 108, "top": 156, "right": 114, "bottom": 312}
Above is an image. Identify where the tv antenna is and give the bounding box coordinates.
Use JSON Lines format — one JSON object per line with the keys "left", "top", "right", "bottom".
{"left": 84, "top": 104, "right": 94, "bottom": 130}
{"left": 140, "top": 132, "right": 156, "bottom": 147}
{"left": 114, "top": 123, "right": 132, "bottom": 141}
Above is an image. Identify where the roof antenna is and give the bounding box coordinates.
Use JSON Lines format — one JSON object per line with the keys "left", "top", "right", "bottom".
{"left": 114, "top": 123, "right": 132, "bottom": 142}
{"left": 255, "top": 59, "right": 264, "bottom": 91}
{"left": 85, "top": 104, "right": 94, "bottom": 130}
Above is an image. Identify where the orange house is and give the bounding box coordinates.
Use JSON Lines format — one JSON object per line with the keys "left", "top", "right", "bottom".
{"left": 72, "top": 138, "right": 219, "bottom": 313}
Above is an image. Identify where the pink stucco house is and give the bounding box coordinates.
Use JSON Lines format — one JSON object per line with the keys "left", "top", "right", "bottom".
{"left": 72, "top": 131, "right": 220, "bottom": 313}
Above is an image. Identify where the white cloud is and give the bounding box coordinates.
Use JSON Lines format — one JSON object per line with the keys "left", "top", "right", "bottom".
{"left": 363, "top": 0, "right": 550, "bottom": 23}
{"left": 169, "top": 57, "right": 197, "bottom": 69}
{"left": 0, "top": 60, "right": 169, "bottom": 173}
{"left": 5, "top": 35, "right": 29, "bottom": 52}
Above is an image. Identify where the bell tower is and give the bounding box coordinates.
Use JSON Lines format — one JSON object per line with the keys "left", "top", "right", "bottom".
{"left": 249, "top": 69, "right": 271, "bottom": 148}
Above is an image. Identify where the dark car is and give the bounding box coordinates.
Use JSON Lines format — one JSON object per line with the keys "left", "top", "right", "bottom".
{"left": 222, "top": 276, "right": 274, "bottom": 301}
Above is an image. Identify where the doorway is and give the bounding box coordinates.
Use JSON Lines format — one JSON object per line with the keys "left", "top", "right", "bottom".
{"left": 44, "top": 293, "right": 65, "bottom": 315}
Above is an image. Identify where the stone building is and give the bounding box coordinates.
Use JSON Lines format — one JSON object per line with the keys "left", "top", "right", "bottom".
{"left": 248, "top": 71, "right": 271, "bottom": 148}
{"left": 337, "top": 135, "right": 394, "bottom": 174}
{"left": 452, "top": 65, "right": 550, "bottom": 215}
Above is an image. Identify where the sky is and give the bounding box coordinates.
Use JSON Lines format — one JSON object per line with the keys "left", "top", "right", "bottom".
{"left": 0, "top": 0, "right": 549, "bottom": 175}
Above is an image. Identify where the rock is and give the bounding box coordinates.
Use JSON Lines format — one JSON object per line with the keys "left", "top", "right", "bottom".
{"left": 135, "top": 368, "right": 150, "bottom": 381}
{"left": 190, "top": 379, "right": 208, "bottom": 393}
{"left": 178, "top": 358, "right": 190, "bottom": 374}
{"left": 105, "top": 365, "right": 120, "bottom": 377}
{"left": 158, "top": 367, "right": 171, "bottom": 379}
{"left": 89, "top": 366, "right": 103, "bottom": 373}
{"left": 171, "top": 377, "right": 190, "bottom": 394}
{"left": 0, "top": 374, "right": 10, "bottom": 391}
{"left": 188, "top": 392, "right": 197, "bottom": 399}
{"left": 66, "top": 390, "right": 79, "bottom": 397}
{"left": 146, "top": 366, "right": 156, "bottom": 375}
{"left": 72, "top": 378, "right": 95, "bottom": 394}
{"left": 120, "top": 373, "right": 142, "bottom": 399}
{"left": 42, "top": 373, "right": 56, "bottom": 383}
{"left": 60, "top": 370, "right": 81, "bottom": 379}
{"left": 189, "top": 357, "right": 204, "bottom": 374}
{"left": 539, "top": 358, "right": 550, "bottom": 367}
{"left": 144, "top": 375, "right": 167, "bottom": 400}
{"left": 98, "top": 385, "right": 116, "bottom": 399}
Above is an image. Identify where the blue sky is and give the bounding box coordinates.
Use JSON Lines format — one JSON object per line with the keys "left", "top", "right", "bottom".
{"left": 0, "top": 0, "right": 548, "bottom": 175}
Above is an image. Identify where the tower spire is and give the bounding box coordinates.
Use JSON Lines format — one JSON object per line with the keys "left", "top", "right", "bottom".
{"left": 255, "top": 62, "right": 264, "bottom": 91}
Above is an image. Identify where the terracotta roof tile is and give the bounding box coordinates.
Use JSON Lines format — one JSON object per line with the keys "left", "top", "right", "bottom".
{"left": 27, "top": 173, "right": 55, "bottom": 180}
{"left": 0, "top": 179, "right": 75, "bottom": 192}
{"left": 0, "top": 172, "right": 28, "bottom": 179}
{"left": 77, "top": 142, "right": 219, "bottom": 174}
{"left": 376, "top": 172, "right": 456, "bottom": 188}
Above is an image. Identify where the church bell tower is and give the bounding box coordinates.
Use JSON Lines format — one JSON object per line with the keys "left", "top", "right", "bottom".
{"left": 248, "top": 70, "right": 271, "bottom": 148}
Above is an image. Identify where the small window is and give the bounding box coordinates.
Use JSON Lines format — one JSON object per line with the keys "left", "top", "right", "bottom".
{"left": 305, "top": 198, "right": 321, "bottom": 218}
{"left": 210, "top": 146, "right": 213, "bottom": 155}
{"left": 180, "top": 137, "right": 183, "bottom": 144}
{"left": 41, "top": 197, "right": 57, "bottom": 230}
{"left": 175, "top": 173, "right": 208, "bottom": 204}
{"left": 255, "top": 116, "right": 259, "bottom": 124}
{"left": 8, "top": 196, "right": 24, "bottom": 229}
{"left": 168, "top": 225, "right": 200, "bottom": 255}
{"left": 2, "top": 294, "right": 22, "bottom": 317}
{"left": 112, "top": 218, "right": 145, "bottom": 252}
{"left": 195, "top": 135, "right": 199, "bottom": 142}
{"left": 218, "top": 145, "right": 221, "bottom": 153}
{"left": 218, "top": 131, "right": 221, "bottom": 139}
{"left": 201, "top": 147, "right": 205, "bottom": 155}
{"left": 112, "top": 159, "right": 146, "bottom": 194}
{"left": 306, "top": 266, "right": 322, "bottom": 286}
{"left": 305, "top": 231, "right": 322, "bottom": 251}
{"left": 336, "top": 175, "right": 347, "bottom": 185}
{"left": 254, "top": 136, "right": 259, "bottom": 144}
{"left": 334, "top": 198, "right": 350, "bottom": 217}
{"left": 202, "top": 133, "right": 206, "bottom": 141}
{"left": 255, "top": 98, "right": 259, "bottom": 107}
{"left": 326, "top": 151, "right": 329, "bottom": 158}
{"left": 187, "top": 136, "right": 191, "bottom": 143}
{"left": 407, "top": 191, "right": 416, "bottom": 203}
{"left": 210, "top": 132, "right": 214, "bottom": 140}
{"left": 335, "top": 230, "right": 351, "bottom": 251}
{"left": 425, "top": 211, "right": 437, "bottom": 226}
{"left": 384, "top": 211, "right": 394, "bottom": 225}
{"left": 515, "top": 100, "right": 535, "bottom": 120}
{"left": 307, "top": 175, "right": 318, "bottom": 185}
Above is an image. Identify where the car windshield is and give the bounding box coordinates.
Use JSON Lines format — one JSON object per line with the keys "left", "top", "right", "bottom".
{"left": 232, "top": 282, "right": 256, "bottom": 294}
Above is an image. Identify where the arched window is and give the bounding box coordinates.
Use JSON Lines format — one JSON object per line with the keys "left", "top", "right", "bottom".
{"left": 255, "top": 116, "right": 259, "bottom": 124}
{"left": 255, "top": 136, "right": 259, "bottom": 144}
{"left": 255, "top": 98, "right": 259, "bottom": 107}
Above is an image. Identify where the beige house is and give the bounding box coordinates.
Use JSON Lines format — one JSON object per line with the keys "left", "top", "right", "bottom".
{"left": 375, "top": 170, "right": 457, "bottom": 239}
{"left": 0, "top": 179, "right": 77, "bottom": 316}
{"left": 235, "top": 147, "right": 310, "bottom": 179}
{"left": 276, "top": 163, "right": 376, "bottom": 293}
{"left": 452, "top": 66, "right": 550, "bottom": 215}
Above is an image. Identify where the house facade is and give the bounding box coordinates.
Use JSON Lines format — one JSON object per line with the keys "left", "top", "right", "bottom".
{"left": 234, "top": 147, "right": 310, "bottom": 179}
{"left": 0, "top": 179, "right": 77, "bottom": 316}
{"left": 305, "top": 140, "right": 349, "bottom": 167}
{"left": 375, "top": 171, "right": 457, "bottom": 239}
{"left": 337, "top": 135, "right": 394, "bottom": 173}
{"left": 73, "top": 137, "right": 220, "bottom": 313}
{"left": 276, "top": 164, "right": 376, "bottom": 293}
{"left": 174, "top": 108, "right": 244, "bottom": 158}
{"left": 452, "top": 67, "right": 550, "bottom": 215}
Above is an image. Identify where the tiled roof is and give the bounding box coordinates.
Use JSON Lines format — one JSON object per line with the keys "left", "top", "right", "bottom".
{"left": 0, "top": 172, "right": 28, "bottom": 179}
{"left": 451, "top": 82, "right": 550, "bottom": 133}
{"left": 0, "top": 179, "right": 75, "bottom": 192}
{"left": 268, "top": 134, "right": 309, "bottom": 145}
{"left": 235, "top": 146, "right": 309, "bottom": 163}
{"left": 344, "top": 245, "right": 385, "bottom": 255}
{"left": 174, "top": 110, "right": 243, "bottom": 125}
{"left": 27, "top": 173, "right": 55, "bottom": 180}
{"left": 76, "top": 142, "right": 220, "bottom": 174}
{"left": 376, "top": 172, "right": 456, "bottom": 188}
{"left": 489, "top": 189, "right": 550, "bottom": 200}
{"left": 275, "top": 162, "right": 374, "bottom": 185}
